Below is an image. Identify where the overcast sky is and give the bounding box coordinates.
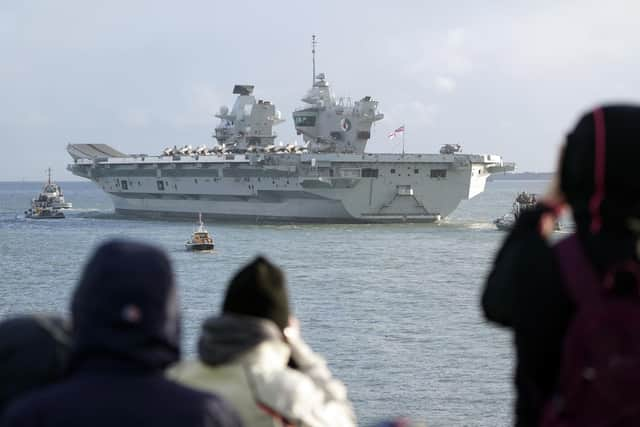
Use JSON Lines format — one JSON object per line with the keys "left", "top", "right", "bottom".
{"left": 1, "top": 0, "right": 639, "bottom": 180}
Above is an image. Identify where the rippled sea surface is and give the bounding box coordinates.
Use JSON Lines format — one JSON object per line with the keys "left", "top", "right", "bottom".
{"left": 0, "top": 179, "right": 558, "bottom": 426}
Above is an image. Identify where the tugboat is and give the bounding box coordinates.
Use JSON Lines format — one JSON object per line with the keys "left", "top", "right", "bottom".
{"left": 24, "top": 169, "right": 69, "bottom": 219}
{"left": 25, "top": 206, "right": 65, "bottom": 219}
{"left": 494, "top": 192, "right": 538, "bottom": 231}
{"left": 33, "top": 168, "right": 72, "bottom": 209}
{"left": 185, "top": 213, "right": 215, "bottom": 251}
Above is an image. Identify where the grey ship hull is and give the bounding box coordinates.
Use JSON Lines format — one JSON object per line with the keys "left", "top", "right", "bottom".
{"left": 113, "top": 199, "right": 362, "bottom": 223}
{"left": 111, "top": 195, "right": 435, "bottom": 223}
{"left": 67, "top": 146, "right": 514, "bottom": 223}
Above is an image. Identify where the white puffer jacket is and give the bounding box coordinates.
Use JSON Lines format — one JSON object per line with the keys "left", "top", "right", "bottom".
{"left": 168, "top": 315, "right": 356, "bottom": 427}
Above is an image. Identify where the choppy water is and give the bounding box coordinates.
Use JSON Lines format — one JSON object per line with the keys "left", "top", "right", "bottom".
{"left": 0, "top": 180, "right": 558, "bottom": 426}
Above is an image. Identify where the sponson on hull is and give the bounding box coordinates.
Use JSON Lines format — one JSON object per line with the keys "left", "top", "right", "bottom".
{"left": 66, "top": 40, "right": 514, "bottom": 223}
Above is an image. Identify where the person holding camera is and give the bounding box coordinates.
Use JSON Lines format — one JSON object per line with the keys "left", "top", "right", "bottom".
{"left": 169, "top": 256, "right": 356, "bottom": 427}
{"left": 483, "top": 105, "right": 640, "bottom": 427}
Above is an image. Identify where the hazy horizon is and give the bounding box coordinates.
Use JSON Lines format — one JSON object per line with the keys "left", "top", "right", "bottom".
{"left": 2, "top": 0, "right": 639, "bottom": 180}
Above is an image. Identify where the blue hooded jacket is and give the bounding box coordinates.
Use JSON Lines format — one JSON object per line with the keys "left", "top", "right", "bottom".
{"left": 1, "top": 240, "right": 243, "bottom": 427}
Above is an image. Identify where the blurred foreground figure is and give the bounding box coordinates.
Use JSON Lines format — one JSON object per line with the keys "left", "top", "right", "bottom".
{"left": 483, "top": 105, "right": 640, "bottom": 427}
{"left": 1, "top": 240, "right": 242, "bottom": 427}
{"left": 169, "top": 256, "right": 356, "bottom": 427}
{"left": 0, "top": 316, "right": 70, "bottom": 415}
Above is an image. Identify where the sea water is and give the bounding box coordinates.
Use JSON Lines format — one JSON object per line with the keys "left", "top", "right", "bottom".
{"left": 0, "top": 179, "right": 555, "bottom": 426}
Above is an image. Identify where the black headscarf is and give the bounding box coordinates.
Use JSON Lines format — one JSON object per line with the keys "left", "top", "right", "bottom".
{"left": 561, "top": 104, "right": 640, "bottom": 236}
{"left": 71, "top": 240, "right": 180, "bottom": 371}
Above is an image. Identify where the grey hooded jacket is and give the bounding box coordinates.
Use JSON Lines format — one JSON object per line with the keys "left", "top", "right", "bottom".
{"left": 168, "top": 315, "right": 356, "bottom": 427}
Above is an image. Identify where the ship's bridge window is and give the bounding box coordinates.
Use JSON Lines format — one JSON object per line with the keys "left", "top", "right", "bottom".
{"left": 414, "top": 169, "right": 420, "bottom": 174}
{"left": 430, "top": 169, "right": 447, "bottom": 178}
{"left": 362, "top": 168, "right": 379, "bottom": 178}
{"left": 390, "top": 168, "right": 396, "bottom": 174}
{"left": 294, "top": 115, "right": 316, "bottom": 127}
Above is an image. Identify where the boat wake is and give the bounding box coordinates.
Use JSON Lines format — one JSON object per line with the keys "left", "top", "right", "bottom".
{"left": 0, "top": 214, "right": 26, "bottom": 223}
{"left": 69, "top": 210, "right": 118, "bottom": 219}
{"left": 439, "top": 219, "right": 499, "bottom": 231}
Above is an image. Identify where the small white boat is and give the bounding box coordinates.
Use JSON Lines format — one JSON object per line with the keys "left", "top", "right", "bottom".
{"left": 25, "top": 206, "right": 65, "bottom": 219}
{"left": 494, "top": 213, "right": 515, "bottom": 231}
{"left": 494, "top": 191, "right": 560, "bottom": 232}
{"left": 32, "top": 168, "right": 72, "bottom": 210}
{"left": 494, "top": 192, "right": 536, "bottom": 231}
{"left": 185, "top": 213, "right": 215, "bottom": 251}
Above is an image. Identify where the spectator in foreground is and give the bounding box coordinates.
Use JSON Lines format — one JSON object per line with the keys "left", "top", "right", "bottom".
{"left": 482, "top": 105, "right": 640, "bottom": 426}
{"left": 169, "top": 256, "right": 356, "bottom": 427}
{"left": 0, "top": 315, "right": 71, "bottom": 415}
{"left": 1, "top": 240, "right": 243, "bottom": 427}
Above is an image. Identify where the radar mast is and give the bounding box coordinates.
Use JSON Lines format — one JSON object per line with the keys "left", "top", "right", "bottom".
{"left": 312, "top": 34, "right": 317, "bottom": 86}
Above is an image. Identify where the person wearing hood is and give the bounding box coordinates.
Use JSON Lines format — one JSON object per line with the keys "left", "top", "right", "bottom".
{"left": 1, "top": 240, "right": 243, "bottom": 427}
{"left": 0, "top": 315, "right": 71, "bottom": 416}
{"left": 482, "top": 105, "right": 640, "bottom": 426}
{"left": 168, "top": 256, "right": 356, "bottom": 427}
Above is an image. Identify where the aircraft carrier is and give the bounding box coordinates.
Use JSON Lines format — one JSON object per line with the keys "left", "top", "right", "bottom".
{"left": 67, "top": 41, "right": 514, "bottom": 223}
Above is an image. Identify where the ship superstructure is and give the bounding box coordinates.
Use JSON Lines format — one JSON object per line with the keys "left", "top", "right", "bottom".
{"left": 67, "top": 39, "right": 514, "bottom": 223}
{"left": 293, "top": 73, "right": 384, "bottom": 154}
{"left": 213, "top": 84, "right": 284, "bottom": 152}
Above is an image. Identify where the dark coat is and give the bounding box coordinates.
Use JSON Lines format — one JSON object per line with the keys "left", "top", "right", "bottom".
{"left": 483, "top": 209, "right": 638, "bottom": 427}
{"left": 1, "top": 240, "right": 243, "bottom": 427}
{"left": 483, "top": 105, "right": 640, "bottom": 427}
{"left": 1, "top": 358, "right": 242, "bottom": 427}
{"left": 482, "top": 207, "right": 574, "bottom": 427}
{"left": 0, "top": 316, "right": 70, "bottom": 416}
